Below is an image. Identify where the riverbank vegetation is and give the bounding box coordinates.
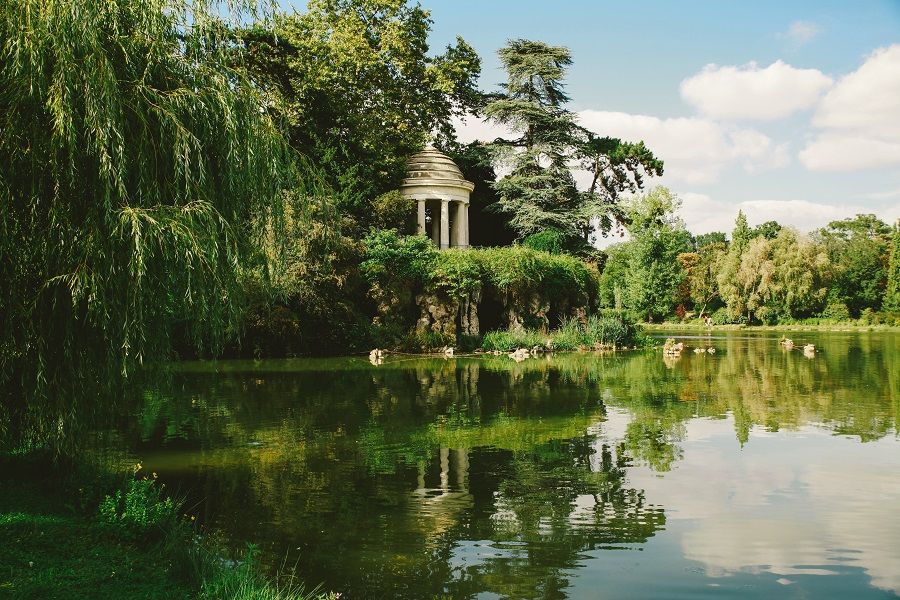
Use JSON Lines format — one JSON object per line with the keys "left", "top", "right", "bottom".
{"left": 598, "top": 194, "right": 900, "bottom": 327}
{"left": 2, "top": 0, "right": 898, "bottom": 594}
{"left": 0, "top": 453, "right": 336, "bottom": 599}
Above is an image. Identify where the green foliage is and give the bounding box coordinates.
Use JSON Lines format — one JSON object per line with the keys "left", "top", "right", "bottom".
{"left": 719, "top": 228, "right": 829, "bottom": 323}
{"left": 750, "top": 220, "right": 782, "bottom": 240}
{"left": 239, "top": 0, "right": 482, "bottom": 216}
{"left": 602, "top": 187, "right": 689, "bottom": 321}
{"left": 481, "top": 330, "right": 549, "bottom": 352}
{"left": 361, "top": 229, "right": 437, "bottom": 285}
{"left": 679, "top": 242, "right": 726, "bottom": 316}
{"left": 484, "top": 39, "right": 661, "bottom": 242}
{"left": 99, "top": 474, "right": 180, "bottom": 543}
{"left": 879, "top": 222, "right": 900, "bottom": 312}
{"left": 362, "top": 234, "right": 600, "bottom": 302}
{"left": 730, "top": 210, "right": 753, "bottom": 252}
{"left": 694, "top": 231, "right": 727, "bottom": 249}
{"left": 371, "top": 190, "right": 416, "bottom": 233}
{"left": 481, "top": 314, "right": 639, "bottom": 351}
{"left": 199, "top": 544, "right": 336, "bottom": 600}
{"left": 819, "top": 302, "right": 852, "bottom": 322}
{"left": 816, "top": 214, "right": 891, "bottom": 315}
{"left": 523, "top": 229, "right": 567, "bottom": 254}
{"left": 711, "top": 307, "right": 747, "bottom": 326}
{"left": 0, "top": 0, "right": 308, "bottom": 452}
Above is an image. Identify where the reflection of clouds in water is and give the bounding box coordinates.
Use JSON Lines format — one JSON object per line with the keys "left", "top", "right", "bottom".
{"left": 596, "top": 414, "right": 900, "bottom": 594}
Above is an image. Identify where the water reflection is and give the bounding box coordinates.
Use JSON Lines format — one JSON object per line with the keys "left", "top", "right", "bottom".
{"left": 113, "top": 332, "right": 899, "bottom": 598}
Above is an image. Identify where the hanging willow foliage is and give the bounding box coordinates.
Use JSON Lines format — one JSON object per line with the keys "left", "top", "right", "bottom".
{"left": 0, "top": 0, "right": 326, "bottom": 451}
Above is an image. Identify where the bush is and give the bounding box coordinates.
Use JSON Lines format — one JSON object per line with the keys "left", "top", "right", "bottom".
{"left": 522, "top": 229, "right": 566, "bottom": 254}
{"left": 482, "top": 313, "right": 640, "bottom": 352}
{"left": 584, "top": 314, "right": 636, "bottom": 347}
{"left": 754, "top": 306, "right": 780, "bottom": 325}
{"left": 361, "top": 229, "right": 436, "bottom": 285}
{"left": 481, "top": 329, "right": 548, "bottom": 352}
{"left": 99, "top": 470, "right": 181, "bottom": 543}
{"left": 711, "top": 307, "right": 747, "bottom": 325}
{"left": 371, "top": 191, "right": 415, "bottom": 233}
{"left": 819, "top": 302, "right": 852, "bottom": 322}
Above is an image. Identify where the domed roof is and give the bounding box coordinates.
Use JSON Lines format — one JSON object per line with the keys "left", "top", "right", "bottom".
{"left": 402, "top": 145, "right": 472, "bottom": 188}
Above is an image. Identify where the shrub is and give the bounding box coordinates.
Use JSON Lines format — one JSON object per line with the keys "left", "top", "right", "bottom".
{"left": 711, "top": 307, "right": 747, "bottom": 325}
{"left": 99, "top": 471, "right": 181, "bottom": 543}
{"left": 482, "top": 313, "right": 640, "bottom": 352}
{"left": 371, "top": 191, "right": 415, "bottom": 233}
{"left": 481, "top": 330, "right": 548, "bottom": 352}
{"left": 361, "top": 229, "right": 436, "bottom": 285}
{"left": 819, "top": 302, "right": 852, "bottom": 322}
{"left": 584, "top": 314, "right": 636, "bottom": 347}
{"left": 754, "top": 306, "right": 780, "bottom": 325}
{"left": 522, "top": 229, "right": 566, "bottom": 254}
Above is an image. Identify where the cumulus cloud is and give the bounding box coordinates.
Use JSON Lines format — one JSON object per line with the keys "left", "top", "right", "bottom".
{"left": 451, "top": 115, "right": 515, "bottom": 144}
{"left": 680, "top": 60, "right": 833, "bottom": 120}
{"left": 578, "top": 110, "right": 789, "bottom": 184}
{"left": 779, "top": 21, "right": 822, "bottom": 46}
{"left": 607, "top": 416, "right": 900, "bottom": 595}
{"left": 801, "top": 45, "right": 900, "bottom": 171}
{"left": 676, "top": 194, "right": 890, "bottom": 235}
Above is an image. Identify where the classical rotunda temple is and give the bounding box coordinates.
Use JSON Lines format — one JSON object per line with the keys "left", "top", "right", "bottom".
{"left": 400, "top": 145, "right": 474, "bottom": 249}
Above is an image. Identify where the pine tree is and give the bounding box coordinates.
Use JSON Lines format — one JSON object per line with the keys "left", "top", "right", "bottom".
{"left": 483, "top": 39, "right": 662, "bottom": 247}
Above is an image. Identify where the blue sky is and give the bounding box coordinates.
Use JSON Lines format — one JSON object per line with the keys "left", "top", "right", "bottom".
{"left": 287, "top": 1, "right": 900, "bottom": 234}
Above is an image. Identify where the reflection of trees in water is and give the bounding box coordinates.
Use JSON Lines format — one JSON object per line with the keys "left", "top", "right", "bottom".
{"left": 451, "top": 438, "right": 665, "bottom": 599}
{"left": 110, "top": 335, "right": 900, "bottom": 598}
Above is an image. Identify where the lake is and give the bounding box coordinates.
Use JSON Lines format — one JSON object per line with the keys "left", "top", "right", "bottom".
{"left": 117, "top": 331, "right": 900, "bottom": 599}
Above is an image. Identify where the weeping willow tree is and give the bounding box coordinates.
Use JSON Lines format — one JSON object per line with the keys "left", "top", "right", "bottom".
{"left": 0, "top": 0, "right": 321, "bottom": 451}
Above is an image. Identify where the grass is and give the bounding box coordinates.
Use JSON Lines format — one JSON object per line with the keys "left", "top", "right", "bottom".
{"left": 0, "top": 454, "right": 336, "bottom": 600}
{"left": 481, "top": 315, "right": 645, "bottom": 352}
{"left": 642, "top": 321, "right": 900, "bottom": 332}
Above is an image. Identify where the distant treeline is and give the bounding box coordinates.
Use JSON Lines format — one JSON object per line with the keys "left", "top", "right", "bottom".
{"left": 597, "top": 188, "right": 900, "bottom": 325}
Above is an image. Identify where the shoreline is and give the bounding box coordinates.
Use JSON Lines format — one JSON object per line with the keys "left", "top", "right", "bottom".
{"left": 641, "top": 322, "right": 900, "bottom": 333}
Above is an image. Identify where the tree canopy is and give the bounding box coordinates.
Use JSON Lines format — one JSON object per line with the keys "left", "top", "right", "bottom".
{"left": 483, "top": 39, "right": 662, "bottom": 248}
{"left": 0, "top": 0, "right": 311, "bottom": 450}
{"left": 238, "top": 0, "right": 482, "bottom": 217}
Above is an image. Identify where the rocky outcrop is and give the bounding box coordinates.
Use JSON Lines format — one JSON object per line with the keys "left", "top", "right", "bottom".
{"left": 381, "top": 282, "right": 593, "bottom": 343}
{"left": 415, "top": 291, "right": 460, "bottom": 337}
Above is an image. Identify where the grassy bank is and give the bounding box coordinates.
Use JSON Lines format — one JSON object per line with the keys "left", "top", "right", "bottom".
{"left": 642, "top": 322, "right": 900, "bottom": 333}
{"left": 0, "top": 454, "right": 334, "bottom": 600}
{"left": 480, "top": 315, "right": 648, "bottom": 352}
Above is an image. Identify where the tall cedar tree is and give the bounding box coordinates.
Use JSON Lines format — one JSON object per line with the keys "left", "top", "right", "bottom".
{"left": 484, "top": 39, "right": 662, "bottom": 247}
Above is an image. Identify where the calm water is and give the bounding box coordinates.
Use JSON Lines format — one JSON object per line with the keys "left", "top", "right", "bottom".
{"left": 117, "top": 331, "right": 900, "bottom": 599}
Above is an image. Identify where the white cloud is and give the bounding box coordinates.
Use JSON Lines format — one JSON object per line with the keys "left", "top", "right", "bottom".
{"left": 578, "top": 110, "right": 788, "bottom": 184}
{"left": 802, "top": 45, "right": 900, "bottom": 171}
{"left": 779, "top": 21, "right": 822, "bottom": 46}
{"left": 799, "top": 135, "right": 900, "bottom": 171}
{"left": 451, "top": 115, "right": 515, "bottom": 144}
{"left": 616, "top": 423, "right": 900, "bottom": 595}
{"left": 676, "top": 194, "right": 892, "bottom": 235}
{"left": 680, "top": 61, "right": 833, "bottom": 120}
{"left": 867, "top": 188, "right": 900, "bottom": 201}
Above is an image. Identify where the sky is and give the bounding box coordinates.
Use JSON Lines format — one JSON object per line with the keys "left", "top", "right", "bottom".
{"left": 287, "top": 0, "right": 900, "bottom": 236}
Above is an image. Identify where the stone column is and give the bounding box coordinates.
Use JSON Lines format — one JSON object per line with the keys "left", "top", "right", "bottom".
{"left": 440, "top": 198, "right": 450, "bottom": 249}
{"left": 431, "top": 201, "right": 441, "bottom": 246}
{"left": 450, "top": 201, "right": 461, "bottom": 247}
{"left": 417, "top": 199, "right": 426, "bottom": 236}
{"left": 462, "top": 202, "right": 470, "bottom": 248}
